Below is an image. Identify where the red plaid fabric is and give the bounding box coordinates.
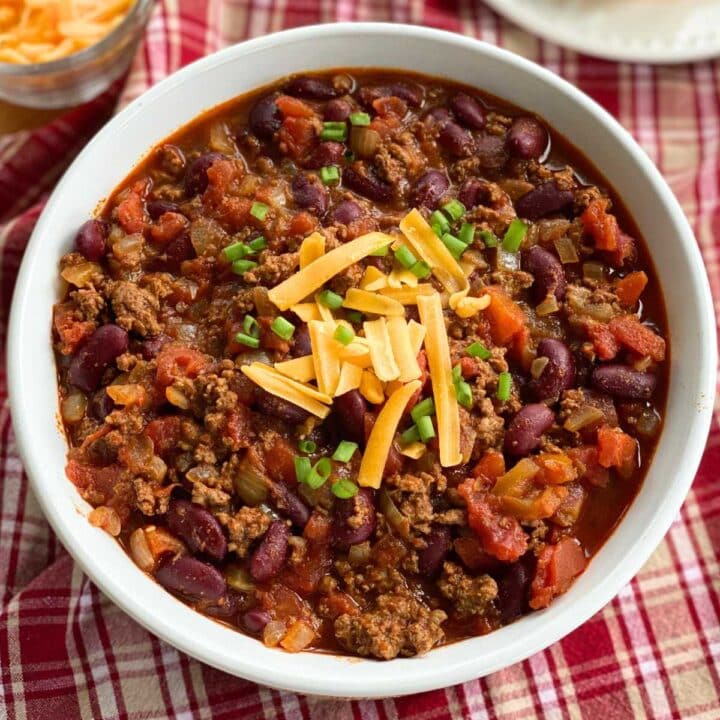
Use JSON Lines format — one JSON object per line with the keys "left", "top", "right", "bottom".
{"left": 2, "top": 2, "right": 719, "bottom": 718}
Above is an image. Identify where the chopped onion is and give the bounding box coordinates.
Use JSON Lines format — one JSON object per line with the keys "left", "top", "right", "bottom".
{"left": 61, "top": 261, "right": 101, "bottom": 287}
{"left": 106, "top": 383, "right": 146, "bottom": 407}
{"left": 208, "top": 120, "right": 236, "bottom": 155}
{"left": 129, "top": 528, "right": 154, "bottom": 571}
{"left": 350, "top": 126, "right": 380, "bottom": 157}
{"left": 146, "top": 456, "right": 168, "bottom": 483}
{"left": 280, "top": 620, "right": 315, "bottom": 652}
{"left": 636, "top": 407, "right": 661, "bottom": 437}
{"left": 233, "top": 454, "right": 269, "bottom": 506}
{"left": 496, "top": 246, "right": 521, "bottom": 271}
{"left": 530, "top": 356, "right": 549, "bottom": 380}
{"left": 226, "top": 565, "right": 256, "bottom": 592}
{"left": 263, "top": 620, "right": 287, "bottom": 647}
{"left": 563, "top": 405, "right": 605, "bottom": 432}
{"left": 165, "top": 386, "right": 190, "bottom": 409}
{"left": 88, "top": 506, "right": 121, "bottom": 537}
{"left": 61, "top": 392, "right": 87, "bottom": 423}
{"left": 633, "top": 355, "right": 652, "bottom": 372}
{"left": 234, "top": 350, "right": 271, "bottom": 367}
{"left": 582, "top": 261, "right": 605, "bottom": 281}
{"left": 112, "top": 233, "right": 144, "bottom": 261}
{"left": 186, "top": 463, "right": 219, "bottom": 485}
{"left": 379, "top": 488, "right": 412, "bottom": 541}
{"left": 122, "top": 434, "right": 154, "bottom": 472}
{"left": 348, "top": 542, "right": 371, "bottom": 566}
{"left": 190, "top": 217, "right": 224, "bottom": 257}
{"left": 253, "top": 287, "right": 276, "bottom": 316}
{"left": 553, "top": 236, "right": 579, "bottom": 264}
{"left": 536, "top": 294, "right": 560, "bottom": 316}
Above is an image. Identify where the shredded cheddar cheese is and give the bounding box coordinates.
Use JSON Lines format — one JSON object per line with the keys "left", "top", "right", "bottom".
{"left": 451, "top": 292, "right": 492, "bottom": 319}
{"left": 299, "top": 232, "right": 325, "bottom": 269}
{"left": 387, "top": 316, "right": 422, "bottom": 382}
{"left": 360, "top": 266, "right": 388, "bottom": 291}
{"left": 342, "top": 288, "right": 404, "bottom": 317}
{"left": 364, "top": 317, "right": 400, "bottom": 382}
{"left": 388, "top": 267, "right": 419, "bottom": 288}
{"left": 308, "top": 321, "right": 341, "bottom": 396}
{"left": 359, "top": 370, "right": 385, "bottom": 405}
{"left": 335, "top": 362, "right": 363, "bottom": 396}
{"left": 274, "top": 355, "right": 316, "bottom": 383}
{"left": 407, "top": 319, "right": 427, "bottom": 357}
{"left": 378, "top": 284, "right": 435, "bottom": 305}
{"left": 399, "top": 441, "right": 427, "bottom": 459}
{"left": 290, "top": 303, "right": 321, "bottom": 322}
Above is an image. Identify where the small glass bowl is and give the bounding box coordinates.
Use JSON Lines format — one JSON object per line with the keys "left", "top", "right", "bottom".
{"left": 0, "top": 0, "right": 155, "bottom": 109}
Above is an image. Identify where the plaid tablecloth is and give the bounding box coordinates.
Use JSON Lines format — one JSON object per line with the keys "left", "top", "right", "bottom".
{"left": 1, "top": 2, "right": 719, "bottom": 718}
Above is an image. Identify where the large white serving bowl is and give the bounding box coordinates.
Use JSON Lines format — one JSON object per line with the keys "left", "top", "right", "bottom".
{"left": 7, "top": 23, "right": 716, "bottom": 698}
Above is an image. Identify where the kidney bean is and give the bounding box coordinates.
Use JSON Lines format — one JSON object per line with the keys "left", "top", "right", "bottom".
{"left": 410, "top": 170, "right": 449, "bottom": 209}
{"left": 74, "top": 219, "right": 108, "bottom": 261}
{"left": 424, "top": 107, "right": 451, "bottom": 127}
{"left": 291, "top": 173, "right": 329, "bottom": 216}
{"left": 155, "top": 555, "right": 226, "bottom": 601}
{"left": 592, "top": 364, "right": 657, "bottom": 400}
{"left": 383, "top": 443, "right": 403, "bottom": 479}
{"left": 250, "top": 520, "right": 290, "bottom": 582}
{"left": 506, "top": 117, "right": 549, "bottom": 160}
{"left": 438, "top": 121, "right": 474, "bottom": 158}
{"left": 285, "top": 76, "right": 339, "bottom": 100}
{"left": 185, "top": 152, "right": 224, "bottom": 196}
{"left": 531, "top": 338, "right": 576, "bottom": 401}
{"left": 497, "top": 554, "right": 534, "bottom": 623}
{"left": 163, "top": 232, "right": 196, "bottom": 272}
{"left": 324, "top": 98, "right": 351, "bottom": 122}
{"left": 243, "top": 607, "right": 271, "bottom": 633}
{"left": 304, "top": 141, "right": 345, "bottom": 169}
{"left": 166, "top": 499, "right": 227, "bottom": 560}
{"left": 290, "top": 325, "right": 312, "bottom": 357}
{"left": 524, "top": 245, "right": 566, "bottom": 302}
{"left": 256, "top": 388, "right": 310, "bottom": 425}
{"left": 333, "top": 488, "right": 376, "bottom": 549}
{"left": 360, "top": 83, "right": 423, "bottom": 108}
{"left": 204, "top": 591, "right": 243, "bottom": 619}
{"left": 450, "top": 93, "right": 485, "bottom": 130}
{"left": 504, "top": 404, "right": 555, "bottom": 456}
{"left": 249, "top": 95, "right": 282, "bottom": 140}
{"left": 342, "top": 166, "right": 392, "bottom": 202}
{"left": 458, "top": 179, "right": 484, "bottom": 209}
{"left": 268, "top": 480, "right": 310, "bottom": 529}
{"left": 334, "top": 390, "right": 368, "bottom": 444}
{"left": 331, "top": 200, "right": 364, "bottom": 225}
{"left": 418, "top": 525, "right": 452, "bottom": 577}
{"left": 147, "top": 200, "right": 182, "bottom": 220}
{"left": 140, "top": 333, "right": 171, "bottom": 360}
{"left": 515, "top": 182, "right": 573, "bottom": 221}
{"left": 88, "top": 389, "right": 114, "bottom": 420}
{"left": 475, "top": 133, "right": 508, "bottom": 170}
{"left": 68, "top": 324, "right": 128, "bottom": 393}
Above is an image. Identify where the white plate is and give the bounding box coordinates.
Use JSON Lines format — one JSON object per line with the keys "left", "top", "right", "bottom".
{"left": 484, "top": 0, "right": 720, "bottom": 63}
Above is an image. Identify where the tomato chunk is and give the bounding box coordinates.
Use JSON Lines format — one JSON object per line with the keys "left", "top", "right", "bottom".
{"left": 530, "top": 537, "right": 587, "bottom": 609}
{"left": 156, "top": 344, "right": 210, "bottom": 386}
{"left": 615, "top": 271, "right": 648, "bottom": 307}
{"left": 597, "top": 425, "right": 637, "bottom": 477}
{"left": 484, "top": 286, "right": 527, "bottom": 347}
{"left": 609, "top": 315, "right": 666, "bottom": 362}
{"left": 581, "top": 198, "right": 619, "bottom": 251}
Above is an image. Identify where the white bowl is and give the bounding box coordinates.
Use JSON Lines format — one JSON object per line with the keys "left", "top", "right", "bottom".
{"left": 7, "top": 23, "right": 716, "bottom": 698}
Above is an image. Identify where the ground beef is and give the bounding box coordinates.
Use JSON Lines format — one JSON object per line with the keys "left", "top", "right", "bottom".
{"left": 243, "top": 250, "right": 298, "bottom": 285}
{"left": 191, "top": 479, "right": 232, "bottom": 511}
{"left": 70, "top": 288, "right": 105, "bottom": 321}
{"left": 219, "top": 507, "right": 272, "bottom": 558}
{"left": 438, "top": 561, "right": 498, "bottom": 618}
{"left": 133, "top": 477, "right": 172, "bottom": 515}
{"left": 328, "top": 262, "right": 364, "bottom": 296}
{"left": 470, "top": 397, "right": 505, "bottom": 453}
{"left": 110, "top": 280, "right": 161, "bottom": 336}
{"left": 490, "top": 270, "right": 534, "bottom": 298}
{"left": 334, "top": 593, "right": 446, "bottom": 659}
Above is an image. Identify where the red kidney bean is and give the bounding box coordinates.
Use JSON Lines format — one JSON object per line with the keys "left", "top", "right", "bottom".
{"left": 304, "top": 141, "right": 346, "bottom": 170}
{"left": 185, "top": 152, "right": 225, "bottom": 196}
{"left": 475, "top": 133, "right": 508, "bottom": 169}
{"left": 333, "top": 488, "right": 376, "bottom": 549}
{"left": 74, "top": 219, "right": 108, "bottom": 261}
{"left": 203, "top": 591, "right": 243, "bottom": 619}
{"left": 506, "top": 117, "right": 549, "bottom": 160}
{"left": 249, "top": 95, "right": 282, "bottom": 140}
{"left": 162, "top": 232, "right": 196, "bottom": 272}
{"left": 410, "top": 170, "right": 450, "bottom": 209}
{"left": 592, "top": 365, "right": 657, "bottom": 400}
{"left": 359, "top": 83, "right": 423, "bottom": 108}
{"left": 515, "top": 182, "right": 573, "bottom": 221}
{"left": 250, "top": 520, "right": 290, "bottom": 582}
{"left": 155, "top": 555, "right": 226, "bottom": 601}
{"left": 290, "top": 325, "right": 312, "bottom": 357}
{"left": 140, "top": 333, "right": 171, "bottom": 360}
{"left": 450, "top": 93, "right": 485, "bottom": 130}
{"left": 256, "top": 388, "right": 310, "bottom": 425}
{"left": 524, "top": 245, "right": 566, "bottom": 301}
{"left": 88, "top": 389, "right": 114, "bottom": 420}
{"left": 242, "top": 608, "right": 271, "bottom": 633}
{"left": 438, "top": 121, "right": 474, "bottom": 158}
{"left": 497, "top": 554, "right": 534, "bottom": 623}
{"left": 458, "top": 179, "right": 485, "bottom": 209}
{"left": 504, "top": 404, "right": 555, "bottom": 456}
{"left": 424, "top": 107, "right": 451, "bottom": 127}
{"left": 147, "top": 200, "right": 182, "bottom": 220}
{"left": 291, "top": 173, "right": 329, "bottom": 216}
{"left": 418, "top": 525, "right": 452, "bottom": 577}
{"left": 531, "top": 338, "right": 576, "bottom": 401}
{"left": 285, "top": 76, "right": 339, "bottom": 100}
{"left": 166, "top": 498, "right": 228, "bottom": 560}
{"left": 383, "top": 443, "right": 403, "bottom": 479}
{"left": 331, "top": 200, "right": 364, "bottom": 225}
{"left": 334, "top": 390, "right": 368, "bottom": 444}
{"left": 268, "top": 480, "right": 310, "bottom": 529}
{"left": 68, "top": 324, "right": 128, "bottom": 393}
{"left": 324, "top": 98, "right": 351, "bottom": 121}
{"left": 342, "top": 166, "right": 392, "bottom": 202}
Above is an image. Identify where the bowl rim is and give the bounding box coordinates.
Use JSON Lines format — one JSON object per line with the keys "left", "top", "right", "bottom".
{"left": 7, "top": 22, "right": 717, "bottom": 698}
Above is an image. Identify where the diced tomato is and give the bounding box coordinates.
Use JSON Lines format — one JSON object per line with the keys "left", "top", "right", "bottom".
{"left": 282, "top": 514, "right": 332, "bottom": 596}
{"left": 261, "top": 434, "right": 298, "bottom": 486}
{"left": 459, "top": 356, "right": 484, "bottom": 379}
{"left": 581, "top": 198, "right": 619, "bottom": 251}
{"left": 275, "top": 95, "right": 315, "bottom": 118}
{"left": 150, "top": 212, "right": 188, "bottom": 245}
{"left": 66, "top": 459, "right": 133, "bottom": 520}
{"left": 116, "top": 181, "right": 147, "bottom": 234}
{"left": 345, "top": 216, "right": 377, "bottom": 241}
{"left": 224, "top": 405, "right": 253, "bottom": 450}
{"left": 53, "top": 304, "right": 95, "bottom": 355}
{"left": 535, "top": 453, "right": 577, "bottom": 485}
{"left": 369, "top": 114, "right": 401, "bottom": 137}
{"left": 453, "top": 536, "right": 502, "bottom": 573}
{"left": 472, "top": 449, "right": 506, "bottom": 484}
{"left": 568, "top": 445, "right": 610, "bottom": 487}
{"left": 552, "top": 484, "right": 587, "bottom": 527}
{"left": 457, "top": 479, "right": 528, "bottom": 562}
{"left": 609, "top": 315, "right": 665, "bottom": 362}
{"left": 584, "top": 319, "right": 619, "bottom": 361}
{"left": 604, "top": 231, "right": 636, "bottom": 268}
{"left": 322, "top": 591, "right": 359, "bottom": 619}
{"left": 287, "top": 211, "right": 318, "bottom": 237}
{"left": 597, "top": 425, "right": 637, "bottom": 477}
{"left": 615, "top": 271, "right": 648, "bottom": 307}
{"left": 262, "top": 584, "right": 313, "bottom": 623}
{"left": 144, "top": 416, "right": 183, "bottom": 456}
{"left": 405, "top": 351, "right": 428, "bottom": 414}
{"left": 258, "top": 315, "right": 291, "bottom": 355}
{"left": 529, "top": 537, "right": 587, "bottom": 609}
{"left": 156, "top": 344, "right": 209, "bottom": 386}
{"left": 371, "top": 533, "right": 408, "bottom": 568}
{"left": 144, "top": 526, "right": 186, "bottom": 560}
{"left": 278, "top": 117, "right": 316, "bottom": 160}
{"left": 483, "top": 286, "right": 527, "bottom": 347}
{"left": 372, "top": 96, "right": 407, "bottom": 118}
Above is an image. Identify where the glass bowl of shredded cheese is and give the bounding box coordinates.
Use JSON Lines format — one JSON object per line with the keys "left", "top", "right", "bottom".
{"left": 0, "top": 0, "right": 154, "bottom": 109}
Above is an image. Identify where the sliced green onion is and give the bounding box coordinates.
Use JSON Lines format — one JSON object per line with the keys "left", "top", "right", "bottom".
{"left": 331, "top": 479, "right": 359, "bottom": 499}
{"left": 306, "top": 457, "right": 333, "bottom": 489}
{"left": 369, "top": 244, "right": 390, "bottom": 257}
{"left": 502, "top": 218, "right": 528, "bottom": 253}
{"left": 497, "top": 371, "right": 512, "bottom": 402}
{"left": 318, "top": 289, "right": 343, "bottom": 310}
{"left": 459, "top": 222, "right": 475, "bottom": 246}
{"left": 332, "top": 440, "right": 358, "bottom": 462}
{"left": 299, "top": 439, "right": 317, "bottom": 454}
{"left": 452, "top": 364, "right": 463, "bottom": 383}
{"left": 333, "top": 325, "right": 355, "bottom": 346}
{"left": 235, "top": 332, "right": 260, "bottom": 348}
{"left": 409, "top": 260, "right": 432, "bottom": 279}
{"left": 224, "top": 241, "right": 249, "bottom": 262}
{"left": 456, "top": 380, "right": 473, "bottom": 409}
{"left": 346, "top": 310, "right": 363, "bottom": 324}
{"left": 248, "top": 236, "right": 267, "bottom": 252}
{"left": 467, "top": 341, "right": 491, "bottom": 360}
{"left": 271, "top": 316, "right": 295, "bottom": 340}
{"left": 394, "top": 245, "right": 417, "bottom": 269}
{"left": 417, "top": 415, "right": 436, "bottom": 442}
{"left": 250, "top": 201, "right": 270, "bottom": 221}
{"left": 442, "top": 199, "right": 466, "bottom": 221}
{"left": 349, "top": 112, "right": 371, "bottom": 127}
{"left": 441, "top": 233, "right": 467, "bottom": 260}
{"left": 243, "top": 315, "right": 260, "bottom": 338}
{"left": 480, "top": 229, "right": 498, "bottom": 248}
{"left": 400, "top": 425, "right": 420, "bottom": 445}
{"left": 320, "top": 121, "right": 348, "bottom": 142}
{"left": 319, "top": 166, "right": 340, "bottom": 185}
{"left": 232, "top": 259, "right": 258, "bottom": 275}
{"left": 430, "top": 210, "right": 449, "bottom": 236}
{"left": 411, "top": 397, "right": 435, "bottom": 423}
{"left": 294, "top": 456, "right": 312, "bottom": 483}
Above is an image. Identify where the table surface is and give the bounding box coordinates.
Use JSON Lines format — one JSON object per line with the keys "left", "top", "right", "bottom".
{"left": 0, "top": 100, "right": 66, "bottom": 135}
